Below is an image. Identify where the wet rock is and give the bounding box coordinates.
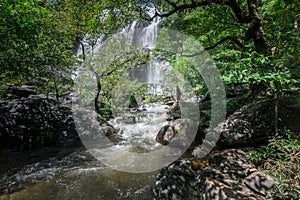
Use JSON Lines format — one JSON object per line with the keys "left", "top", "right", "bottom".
{"left": 163, "top": 96, "right": 175, "bottom": 106}
{"left": 165, "top": 100, "right": 176, "bottom": 107}
{"left": 156, "top": 125, "right": 174, "bottom": 145}
{"left": 167, "top": 101, "right": 181, "bottom": 121}
{"left": 153, "top": 149, "right": 275, "bottom": 200}
{"left": 156, "top": 119, "right": 196, "bottom": 146}
{"left": 73, "top": 108, "right": 122, "bottom": 146}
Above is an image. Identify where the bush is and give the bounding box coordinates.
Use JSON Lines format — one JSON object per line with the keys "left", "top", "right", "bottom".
{"left": 0, "top": 84, "right": 9, "bottom": 101}
{"left": 248, "top": 130, "right": 300, "bottom": 199}
{"left": 142, "top": 94, "right": 163, "bottom": 104}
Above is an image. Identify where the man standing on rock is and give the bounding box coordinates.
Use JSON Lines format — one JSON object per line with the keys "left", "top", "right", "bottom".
{"left": 175, "top": 85, "right": 181, "bottom": 102}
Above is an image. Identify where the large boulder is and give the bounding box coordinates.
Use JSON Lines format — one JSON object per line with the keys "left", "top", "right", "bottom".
{"left": 214, "top": 99, "right": 292, "bottom": 148}
{"left": 153, "top": 149, "right": 276, "bottom": 200}
{"left": 0, "top": 95, "right": 120, "bottom": 150}
{"left": 156, "top": 119, "right": 197, "bottom": 147}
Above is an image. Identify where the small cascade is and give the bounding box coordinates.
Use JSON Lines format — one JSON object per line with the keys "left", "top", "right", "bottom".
{"left": 104, "top": 15, "right": 173, "bottom": 154}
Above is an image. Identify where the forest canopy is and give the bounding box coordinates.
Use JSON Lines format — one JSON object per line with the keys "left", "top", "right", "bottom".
{"left": 0, "top": 0, "right": 299, "bottom": 99}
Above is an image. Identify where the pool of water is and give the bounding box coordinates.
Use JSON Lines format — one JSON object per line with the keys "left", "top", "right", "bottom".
{"left": 0, "top": 147, "right": 157, "bottom": 200}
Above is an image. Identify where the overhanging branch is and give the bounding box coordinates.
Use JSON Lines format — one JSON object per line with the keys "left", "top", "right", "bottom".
{"left": 103, "top": 52, "right": 149, "bottom": 76}
{"left": 205, "top": 36, "right": 245, "bottom": 50}
{"left": 148, "top": 0, "right": 251, "bottom": 23}
{"left": 182, "top": 36, "right": 245, "bottom": 57}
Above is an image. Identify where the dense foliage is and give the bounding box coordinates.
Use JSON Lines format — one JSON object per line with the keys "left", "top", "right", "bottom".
{"left": 0, "top": 0, "right": 140, "bottom": 99}
{"left": 1, "top": 0, "right": 298, "bottom": 99}
{"left": 248, "top": 130, "right": 300, "bottom": 199}
{"left": 153, "top": 0, "right": 299, "bottom": 94}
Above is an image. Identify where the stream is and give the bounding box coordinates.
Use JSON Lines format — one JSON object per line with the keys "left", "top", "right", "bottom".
{"left": 0, "top": 102, "right": 172, "bottom": 200}
{"left": 0, "top": 9, "right": 198, "bottom": 199}
{"left": 0, "top": 147, "right": 158, "bottom": 200}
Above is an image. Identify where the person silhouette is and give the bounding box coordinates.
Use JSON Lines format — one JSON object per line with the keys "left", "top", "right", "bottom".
{"left": 175, "top": 85, "right": 181, "bottom": 102}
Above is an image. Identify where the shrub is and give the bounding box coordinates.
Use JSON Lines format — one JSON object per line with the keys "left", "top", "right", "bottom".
{"left": 248, "top": 130, "right": 300, "bottom": 199}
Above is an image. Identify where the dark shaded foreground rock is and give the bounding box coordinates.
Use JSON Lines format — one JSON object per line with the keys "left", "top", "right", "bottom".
{"left": 0, "top": 95, "right": 121, "bottom": 150}
{"left": 153, "top": 149, "right": 275, "bottom": 200}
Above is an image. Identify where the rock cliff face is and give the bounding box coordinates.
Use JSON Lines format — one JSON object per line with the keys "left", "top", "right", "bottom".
{"left": 0, "top": 95, "right": 119, "bottom": 150}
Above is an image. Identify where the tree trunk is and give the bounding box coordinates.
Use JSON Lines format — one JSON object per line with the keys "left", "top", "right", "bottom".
{"left": 253, "top": 27, "right": 269, "bottom": 53}
{"left": 80, "top": 41, "right": 102, "bottom": 114}
{"left": 247, "top": 0, "right": 269, "bottom": 53}
{"left": 274, "top": 93, "right": 279, "bottom": 133}
{"left": 94, "top": 73, "right": 101, "bottom": 114}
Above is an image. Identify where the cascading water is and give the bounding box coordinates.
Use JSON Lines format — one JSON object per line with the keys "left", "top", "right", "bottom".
{"left": 0, "top": 14, "right": 177, "bottom": 200}
{"left": 72, "top": 8, "right": 201, "bottom": 174}
{"left": 129, "top": 16, "right": 170, "bottom": 95}
{"left": 73, "top": 14, "right": 176, "bottom": 159}
{"left": 104, "top": 16, "right": 186, "bottom": 159}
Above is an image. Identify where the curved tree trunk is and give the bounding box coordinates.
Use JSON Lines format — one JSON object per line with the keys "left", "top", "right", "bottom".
{"left": 247, "top": 0, "right": 269, "bottom": 53}
{"left": 80, "top": 41, "right": 102, "bottom": 113}
{"left": 94, "top": 73, "right": 102, "bottom": 114}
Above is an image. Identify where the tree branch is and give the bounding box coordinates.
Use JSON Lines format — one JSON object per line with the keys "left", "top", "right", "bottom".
{"left": 144, "top": 0, "right": 268, "bottom": 53}
{"left": 206, "top": 36, "right": 245, "bottom": 50}
{"left": 103, "top": 52, "right": 148, "bottom": 76}
{"left": 155, "top": 0, "right": 210, "bottom": 18}
{"left": 227, "top": 0, "right": 251, "bottom": 23}
{"left": 148, "top": 0, "right": 251, "bottom": 23}
{"left": 182, "top": 36, "right": 245, "bottom": 57}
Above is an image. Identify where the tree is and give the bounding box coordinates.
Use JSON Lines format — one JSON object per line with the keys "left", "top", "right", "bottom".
{"left": 63, "top": 0, "right": 150, "bottom": 115}
{"left": 0, "top": 0, "right": 143, "bottom": 100}
{"left": 0, "top": 0, "right": 75, "bottom": 99}
{"left": 148, "top": 0, "right": 270, "bottom": 53}
{"left": 139, "top": 0, "right": 299, "bottom": 132}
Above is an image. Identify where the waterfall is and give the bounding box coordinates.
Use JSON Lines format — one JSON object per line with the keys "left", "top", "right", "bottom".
{"left": 75, "top": 13, "right": 170, "bottom": 96}
{"left": 129, "top": 16, "right": 170, "bottom": 95}
{"left": 72, "top": 12, "right": 203, "bottom": 174}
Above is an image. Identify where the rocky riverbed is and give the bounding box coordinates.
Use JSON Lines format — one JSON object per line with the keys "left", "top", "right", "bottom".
{"left": 0, "top": 88, "right": 299, "bottom": 199}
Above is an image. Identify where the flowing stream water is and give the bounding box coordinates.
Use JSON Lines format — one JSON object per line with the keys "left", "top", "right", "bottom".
{"left": 0, "top": 14, "right": 178, "bottom": 199}
{"left": 0, "top": 146, "right": 158, "bottom": 199}
{"left": 0, "top": 101, "right": 171, "bottom": 199}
